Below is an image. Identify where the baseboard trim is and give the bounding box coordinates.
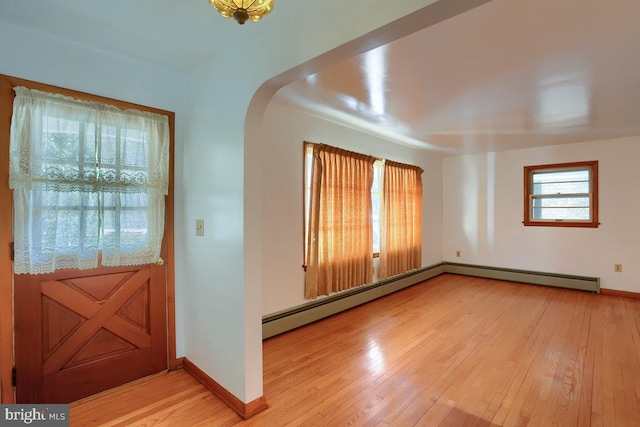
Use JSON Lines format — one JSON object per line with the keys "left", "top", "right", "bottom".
{"left": 262, "top": 262, "right": 604, "bottom": 339}
{"left": 262, "top": 263, "right": 445, "bottom": 339}
{"left": 600, "top": 288, "right": 640, "bottom": 299}
{"left": 183, "top": 358, "right": 267, "bottom": 419}
{"left": 174, "top": 356, "right": 185, "bottom": 370}
{"left": 444, "top": 262, "right": 600, "bottom": 293}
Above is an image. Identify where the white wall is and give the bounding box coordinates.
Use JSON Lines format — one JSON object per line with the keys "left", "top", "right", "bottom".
{"left": 260, "top": 102, "right": 444, "bottom": 315}
{"left": 1, "top": 0, "right": 490, "bottom": 405}
{"left": 443, "top": 137, "right": 640, "bottom": 293}
{"left": 0, "top": 20, "right": 189, "bottom": 357}
{"left": 183, "top": 0, "right": 481, "bottom": 404}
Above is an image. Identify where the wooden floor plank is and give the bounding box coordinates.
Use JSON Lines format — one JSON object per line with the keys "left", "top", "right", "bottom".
{"left": 69, "top": 274, "right": 640, "bottom": 426}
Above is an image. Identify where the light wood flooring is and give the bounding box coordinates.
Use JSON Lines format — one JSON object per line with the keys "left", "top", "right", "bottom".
{"left": 70, "top": 274, "right": 640, "bottom": 426}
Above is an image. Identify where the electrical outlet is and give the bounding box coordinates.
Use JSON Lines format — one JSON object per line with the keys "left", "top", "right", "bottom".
{"left": 456, "top": 251, "right": 461, "bottom": 258}
{"left": 614, "top": 264, "right": 622, "bottom": 273}
{"left": 195, "top": 219, "right": 204, "bottom": 236}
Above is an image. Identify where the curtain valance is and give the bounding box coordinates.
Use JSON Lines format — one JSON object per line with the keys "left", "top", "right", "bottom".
{"left": 9, "top": 86, "right": 170, "bottom": 274}
{"left": 9, "top": 87, "right": 169, "bottom": 195}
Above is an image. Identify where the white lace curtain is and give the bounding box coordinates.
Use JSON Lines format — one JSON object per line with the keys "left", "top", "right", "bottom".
{"left": 9, "top": 87, "right": 169, "bottom": 274}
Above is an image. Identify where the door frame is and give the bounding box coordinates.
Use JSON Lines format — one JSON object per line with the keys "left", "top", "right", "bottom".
{"left": 0, "top": 74, "right": 177, "bottom": 403}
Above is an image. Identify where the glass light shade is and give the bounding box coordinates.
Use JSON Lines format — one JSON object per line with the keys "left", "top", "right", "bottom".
{"left": 209, "top": 0, "right": 274, "bottom": 25}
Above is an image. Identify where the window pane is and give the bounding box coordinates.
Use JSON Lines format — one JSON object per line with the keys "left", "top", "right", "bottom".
{"left": 532, "top": 169, "right": 590, "bottom": 195}
{"left": 532, "top": 207, "right": 590, "bottom": 220}
{"left": 533, "top": 169, "right": 589, "bottom": 184}
{"left": 32, "top": 190, "right": 100, "bottom": 255}
{"left": 102, "top": 192, "right": 149, "bottom": 246}
{"left": 304, "top": 147, "right": 313, "bottom": 262}
{"left": 371, "top": 192, "right": 380, "bottom": 221}
{"left": 533, "top": 181, "right": 589, "bottom": 195}
{"left": 533, "top": 196, "right": 590, "bottom": 208}
{"left": 43, "top": 117, "right": 81, "bottom": 162}
{"left": 371, "top": 162, "right": 383, "bottom": 253}
{"left": 121, "top": 127, "right": 147, "bottom": 168}
{"left": 83, "top": 123, "right": 97, "bottom": 163}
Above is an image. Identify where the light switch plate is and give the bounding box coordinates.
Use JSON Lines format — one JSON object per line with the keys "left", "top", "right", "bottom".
{"left": 195, "top": 219, "right": 204, "bottom": 236}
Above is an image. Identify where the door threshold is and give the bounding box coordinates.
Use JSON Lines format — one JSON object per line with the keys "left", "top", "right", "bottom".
{"left": 69, "top": 370, "right": 170, "bottom": 406}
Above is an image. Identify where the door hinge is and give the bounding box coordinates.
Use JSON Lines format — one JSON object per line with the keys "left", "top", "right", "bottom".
{"left": 12, "top": 366, "right": 16, "bottom": 387}
{"left": 10, "top": 242, "right": 14, "bottom": 261}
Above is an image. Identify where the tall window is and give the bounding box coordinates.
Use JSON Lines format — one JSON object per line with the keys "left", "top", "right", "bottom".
{"left": 304, "top": 145, "right": 383, "bottom": 260}
{"left": 9, "top": 87, "right": 169, "bottom": 274}
{"left": 303, "top": 142, "right": 423, "bottom": 298}
{"left": 523, "top": 161, "right": 598, "bottom": 228}
{"left": 379, "top": 161, "right": 423, "bottom": 279}
{"left": 371, "top": 159, "right": 384, "bottom": 254}
{"left": 304, "top": 143, "right": 376, "bottom": 299}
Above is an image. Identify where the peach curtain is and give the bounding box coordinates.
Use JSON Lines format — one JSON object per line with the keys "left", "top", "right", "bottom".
{"left": 379, "top": 161, "right": 423, "bottom": 280}
{"left": 305, "top": 144, "right": 375, "bottom": 299}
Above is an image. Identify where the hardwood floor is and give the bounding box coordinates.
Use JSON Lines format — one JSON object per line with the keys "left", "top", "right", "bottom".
{"left": 69, "top": 274, "right": 640, "bottom": 426}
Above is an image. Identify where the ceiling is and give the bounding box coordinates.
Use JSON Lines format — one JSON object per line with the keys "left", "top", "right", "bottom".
{"left": 2, "top": 0, "right": 639, "bottom": 155}
{"left": 274, "top": 0, "right": 640, "bottom": 154}
{"left": 0, "top": 0, "right": 226, "bottom": 71}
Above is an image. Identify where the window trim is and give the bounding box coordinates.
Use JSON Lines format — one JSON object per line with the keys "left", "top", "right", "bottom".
{"left": 523, "top": 160, "right": 599, "bottom": 228}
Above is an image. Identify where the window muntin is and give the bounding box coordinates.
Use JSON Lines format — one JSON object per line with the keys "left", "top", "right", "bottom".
{"left": 524, "top": 161, "right": 598, "bottom": 227}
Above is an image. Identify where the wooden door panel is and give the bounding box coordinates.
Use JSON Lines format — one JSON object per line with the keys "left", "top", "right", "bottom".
{"left": 1, "top": 75, "right": 176, "bottom": 404}
{"left": 15, "top": 264, "right": 167, "bottom": 403}
{"left": 42, "top": 349, "right": 155, "bottom": 403}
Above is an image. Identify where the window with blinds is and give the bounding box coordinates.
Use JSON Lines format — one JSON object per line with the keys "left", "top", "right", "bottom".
{"left": 524, "top": 161, "right": 599, "bottom": 228}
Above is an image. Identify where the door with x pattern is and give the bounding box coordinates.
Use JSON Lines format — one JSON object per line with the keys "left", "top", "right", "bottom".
{"left": 6, "top": 77, "right": 171, "bottom": 404}
{"left": 14, "top": 262, "right": 167, "bottom": 403}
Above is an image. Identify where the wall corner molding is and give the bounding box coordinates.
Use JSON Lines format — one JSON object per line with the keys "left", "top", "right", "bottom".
{"left": 183, "top": 358, "right": 268, "bottom": 420}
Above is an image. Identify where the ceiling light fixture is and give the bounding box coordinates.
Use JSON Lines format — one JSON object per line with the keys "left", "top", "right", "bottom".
{"left": 209, "top": 0, "right": 274, "bottom": 25}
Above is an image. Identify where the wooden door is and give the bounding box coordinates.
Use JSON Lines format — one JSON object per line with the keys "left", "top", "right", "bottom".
{"left": 3, "top": 75, "right": 175, "bottom": 404}
{"left": 14, "top": 263, "right": 167, "bottom": 403}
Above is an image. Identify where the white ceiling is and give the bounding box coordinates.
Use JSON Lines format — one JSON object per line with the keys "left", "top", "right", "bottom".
{"left": 275, "top": 0, "right": 640, "bottom": 154}
{"left": 2, "top": 0, "right": 640, "bottom": 155}
{"left": 0, "top": 0, "right": 230, "bottom": 72}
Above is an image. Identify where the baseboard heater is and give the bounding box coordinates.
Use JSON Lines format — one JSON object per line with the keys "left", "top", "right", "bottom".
{"left": 262, "top": 262, "right": 446, "bottom": 339}
{"left": 444, "top": 262, "right": 600, "bottom": 294}
{"left": 262, "top": 262, "right": 600, "bottom": 339}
